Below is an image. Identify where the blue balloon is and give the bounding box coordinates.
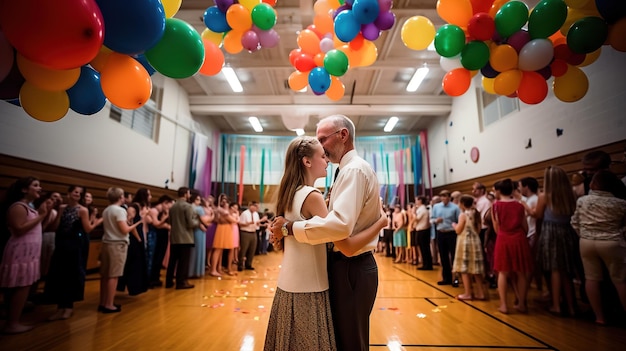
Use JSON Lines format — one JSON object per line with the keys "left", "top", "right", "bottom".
{"left": 96, "top": 0, "right": 166, "bottom": 55}
{"left": 308, "top": 67, "right": 331, "bottom": 94}
{"left": 334, "top": 10, "right": 360, "bottom": 42}
{"left": 352, "top": 0, "right": 380, "bottom": 25}
{"left": 134, "top": 54, "right": 156, "bottom": 76}
{"left": 204, "top": 6, "right": 231, "bottom": 33}
{"left": 5, "top": 98, "right": 20, "bottom": 106}
{"left": 67, "top": 66, "right": 106, "bottom": 115}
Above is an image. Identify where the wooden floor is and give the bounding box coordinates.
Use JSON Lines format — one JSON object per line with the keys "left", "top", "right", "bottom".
{"left": 1, "top": 251, "right": 624, "bottom": 351}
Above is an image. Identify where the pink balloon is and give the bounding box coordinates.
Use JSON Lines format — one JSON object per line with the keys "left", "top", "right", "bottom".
{"left": 258, "top": 29, "right": 280, "bottom": 48}
{"left": 507, "top": 30, "right": 530, "bottom": 53}
{"left": 241, "top": 30, "right": 260, "bottom": 52}
{"left": 0, "top": 32, "right": 14, "bottom": 82}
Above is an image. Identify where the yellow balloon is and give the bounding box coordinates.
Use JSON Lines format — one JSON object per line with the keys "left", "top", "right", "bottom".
{"left": 239, "top": 0, "right": 261, "bottom": 11}
{"left": 401, "top": 16, "right": 435, "bottom": 51}
{"left": 19, "top": 81, "right": 69, "bottom": 122}
{"left": 202, "top": 28, "right": 224, "bottom": 47}
{"left": 223, "top": 30, "right": 244, "bottom": 54}
{"left": 162, "top": 0, "right": 182, "bottom": 18}
{"left": 553, "top": 64, "right": 588, "bottom": 102}
{"left": 565, "top": 0, "right": 590, "bottom": 9}
{"left": 436, "top": 0, "right": 473, "bottom": 27}
{"left": 482, "top": 77, "right": 496, "bottom": 94}
{"left": 489, "top": 44, "right": 518, "bottom": 73}
{"left": 578, "top": 47, "right": 601, "bottom": 67}
{"left": 16, "top": 54, "right": 80, "bottom": 91}
{"left": 493, "top": 69, "right": 522, "bottom": 96}
{"left": 326, "top": 76, "right": 345, "bottom": 101}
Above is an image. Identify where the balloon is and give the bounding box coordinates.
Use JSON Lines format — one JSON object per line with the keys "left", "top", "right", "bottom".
{"left": 378, "top": 0, "right": 393, "bottom": 12}
{"left": 199, "top": 40, "right": 225, "bottom": 75}
{"left": 19, "top": 82, "right": 69, "bottom": 122}
{"left": 96, "top": 0, "right": 165, "bottom": 55}
{"left": 202, "top": 28, "right": 225, "bottom": 47}
{"left": 607, "top": 17, "right": 626, "bottom": 52}
{"left": 251, "top": 3, "right": 277, "bottom": 30}
{"left": 354, "top": 39, "right": 378, "bottom": 67}
{"left": 145, "top": 18, "right": 205, "bottom": 78}
{"left": 320, "top": 37, "right": 335, "bottom": 53}
{"left": 204, "top": 6, "right": 231, "bottom": 33}
{"left": 434, "top": 24, "right": 466, "bottom": 57}
{"left": 507, "top": 30, "right": 530, "bottom": 53}
{"left": 594, "top": 0, "right": 626, "bottom": 24}
{"left": 493, "top": 69, "right": 522, "bottom": 95}
{"left": 460, "top": 41, "right": 490, "bottom": 70}
{"left": 257, "top": 28, "right": 280, "bottom": 48}
{"left": 308, "top": 67, "right": 332, "bottom": 93}
{"left": 223, "top": 30, "right": 244, "bottom": 54}
{"left": 550, "top": 58, "right": 569, "bottom": 76}
{"left": 440, "top": 55, "right": 463, "bottom": 72}
{"left": 482, "top": 76, "right": 496, "bottom": 94}
{"left": 361, "top": 23, "right": 381, "bottom": 41}
{"left": 315, "top": 13, "right": 335, "bottom": 34}
{"left": 101, "top": 53, "right": 152, "bottom": 109}
{"left": 314, "top": 0, "right": 333, "bottom": 15}
{"left": 401, "top": 16, "right": 436, "bottom": 51}
{"left": 16, "top": 54, "right": 80, "bottom": 92}
{"left": 518, "top": 39, "right": 553, "bottom": 71}
{"left": 0, "top": 32, "right": 14, "bottom": 82}
{"left": 375, "top": 11, "right": 396, "bottom": 30}
{"left": 553, "top": 64, "right": 588, "bottom": 102}
{"left": 0, "top": 62, "right": 25, "bottom": 100}
{"left": 0, "top": 0, "right": 104, "bottom": 70}
{"left": 494, "top": 0, "right": 529, "bottom": 38}
{"left": 352, "top": 0, "right": 380, "bottom": 25}
{"left": 565, "top": 0, "right": 591, "bottom": 8}
{"left": 298, "top": 29, "right": 322, "bottom": 56}
{"left": 560, "top": 7, "right": 602, "bottom": 36}
{"left": 528, "top": 0, "right": 568, "bottom": 39}
{"left": 324, "top": 49, "right": 350, "bottom": 76}
{"left": 288, "top": 71, "right": 309, "bottom": 91}
{"left": 350, "top": 34, "right": 366, "bottom": 51}
{"left": 240, "top": 0, "right": 262, "bottom": 11}
{"left": 289, "top": 49, "right": 302, "bottom": 67}
{"left": 262, "top": 0, "right": 277, "bottom": 6}
{"left": 241, "top": 30, "right": 261, "bottom": 52}
{"left": 481, "top": 62, "right": 500, "bottom": 78}
{"left": 437, "top": 0, "right": 474, "bottom": 27}
{"left": 467, "top": 13, "right": 495, "bottom": 41}
{"left": 334, "top": 10, "right": 361, "bottom": 42}
{"left": 294, "top": 53, "right": 317, "bottom": 72}
{"left": 489, "top": 44, "right": 518, "bottom": 72}
{"left": 489, "top": 0, "right": 509, "bottom": 18}
{"left": 89, "top": 46, "right": 113, "bottom": 72}
{"left": 567, "top": 16, "right": 609, "bottom": 54}
{"left": 5, "top": 99, "right": 20, "bottom": 107}
{"left": 215, "top": 0, "right": 234, "bottom": 13}
{"left": 314, "top": 52, "right": 325, "bottom": 67}
{"left": 471, "top": 0, "right": 496, "bottom": 14}
{"left": 517, "top": 71, "right": 548, "bottom": 104}
{"left": 536, "top": 65, "right": 552, "bottom": 80}
{"left": 226, "top": 5, "right": 253, "bottom": 31}
{"left": 134, "top": 54, "right": 156, "bottom": 76}
{"left": 67, "top": 66, "right": 106, "bottom": 115}
{"left": 442, "top": 68, "right": 472, "bottom": 96}
{"left": 326, "top": 76, "right": 346, "bottom": 101}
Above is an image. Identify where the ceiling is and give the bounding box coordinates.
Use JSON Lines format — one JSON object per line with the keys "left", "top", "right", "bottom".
{"left": 175, "top": 0, "right": 454, "bottom": 136}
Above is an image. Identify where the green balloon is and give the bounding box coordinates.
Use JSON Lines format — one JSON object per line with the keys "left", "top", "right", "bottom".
{"left": 528, "top": 0, "right": 568, "bottom": 39}
{"left": 567, "top": 16, "right": 609, "bottom": 54}
{"left": 251, "top": 3, "right": 277, "bottom": 31}
{"left": 323, "top": 49, "right": 349, "bottom": 77}
{"left": 460, "top": 41, "right": 490, "bottom": 71}
{"left": 495, "top": 0, "right": 529, "bottom": 38}
{"left": 435, "top": 24, "right": 466, "bottom": 58}
{"left": 145, "top": 18, "right": 204, "bottom": 79}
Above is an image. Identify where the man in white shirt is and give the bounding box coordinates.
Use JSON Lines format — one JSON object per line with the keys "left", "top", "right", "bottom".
{"left": 238, "top": 201, "right": 260, "bottom": 271}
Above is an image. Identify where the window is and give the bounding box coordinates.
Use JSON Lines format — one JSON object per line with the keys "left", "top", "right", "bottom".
{"left": 109, "top": 87, "right": 162, "bottom": 139}
{"left": 478, "top": 88, "right": 520, "bottom": 130}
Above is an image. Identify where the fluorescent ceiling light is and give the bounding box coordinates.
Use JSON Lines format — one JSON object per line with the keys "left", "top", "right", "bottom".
{"left": 384, "top": 116, "right": 399, "bottom": 132}
{"left": 295, "top": 129, "right": 305, "bottom": 136}
{"left": 406, "top": 66, "right": 429, "bottom": 92}
{"left": 223, "top": 67, "right": 243, "bottom": 93}
{"left": 249, "top": 116, "right": 263, "bottom": 132}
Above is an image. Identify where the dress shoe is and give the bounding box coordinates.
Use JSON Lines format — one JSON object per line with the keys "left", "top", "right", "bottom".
{"left": 245, "top": 266, "right": 255, "bottom": 270}
{"left": 176, "top": 283, "right": 195, "bottom": 289}
{"left": 165, "top": 281, "right": 175, "bottom": 288}
{"left": 418, "top": 266, "right": 433, "bottom": 271}
{"left": 97, "top": 304, "right": 121, "bottom": 312}
{"left": 100, "top": 306, "right": 121, "bottom": 314}
{"left": 452, "top": 279, "right": 460, "bottom": 287}
{"left": 237, "top": 266, "right": 243, "bottom": 272}
{"left": 149, "top": 280, "right": 163, "bottom": 288}
{"left": 437, "top": 280, "right": 452, "bottom": 286}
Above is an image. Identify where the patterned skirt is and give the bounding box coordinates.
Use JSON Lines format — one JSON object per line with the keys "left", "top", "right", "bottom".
{"left": 536, "top": 220, "right": 581, "bottom": 276}
{"left": 264, "top": 288, "right": 337, "bottom": 351}
{"left": 452, "top": 232, "right": 485, "bottom": 275}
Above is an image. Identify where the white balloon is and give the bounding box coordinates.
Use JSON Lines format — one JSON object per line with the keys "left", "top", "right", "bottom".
{"left": 319, "top": 37, "right": 334, "bottom": 53}
{"left": 518, "top": 39, "right": 554, "bottom": 72}
{"left": 440, "top": 55, "right": 462, "bottom": 72}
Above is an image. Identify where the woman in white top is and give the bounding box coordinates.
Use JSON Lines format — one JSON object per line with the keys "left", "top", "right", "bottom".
{"left": 264, "top": 136, "right": 387, "bottom": 351}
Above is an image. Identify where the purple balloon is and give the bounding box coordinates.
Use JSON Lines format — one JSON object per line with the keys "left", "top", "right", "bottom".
{"left": 361, "top": 22, "right": 381, "bottom": 41}
{"left": 215, "top": 0, "right": 234, "bottom": 13}
{"left": 536, "top": 65, "right": 552, "bottom": 80}
{"left": 241, "top": 30, "right": 260, "bottom": 52}
{"left": 374, "top": 10, "right": 395, "bottom": 31}
{"left": 334, "top": 5, "right": 351, "bottom": 19}
{"left": 507, "top": 30, "right": 530, "bottom": 53}
{"left": 378, "top": 0, "right": 392, "bottom": 12}
{"left": 258, "top": 29, "right": 280, "bottom": 48}
{"left": 480, "top": 62, "right": 499, "bottom": 78}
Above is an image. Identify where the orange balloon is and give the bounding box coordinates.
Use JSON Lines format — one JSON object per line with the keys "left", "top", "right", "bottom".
{"left": 226, "top": 5, "right": 252, "bottom": 31}
{"left": 442, "top": 68, "right": 472, "bottom": 96}
{"left": 549, "top": 31, "right": 566, "bottom": 46}
{"left": 90, "top": 46, "right": 113, "bottom": 72}
{"left": 489, "top": 44, "right": 518, "bottom": 72}
{"left": 327, "top": 0, "right": 342, "bottom": 10}
{"left": 314, "top": 0, "right": 332, "bottom": 16}
{"left": 356, "top": 40, "right": 378, "bottom": 67}
{"left": 199, "top": 40, "right": 224, "bottom": 76}
{"left": 326, "top": 76, "right": 345, "bottom": 101}
{"left": 336, "top": 44, "right": 356, "bottom": 66}
{"left": 314, "top": 13, "right": 334, "bottom": 35}
{"left": 19, "top": 81, "right": 69, "bottom": 122}
{"left": 608, "top": 18, "right": 626, "bottom": 52}
{"left": 100, "top": 53, "right": 152, "bottom": 109}
{"left": 288, "top": 70, "right": 308, "bottom": 91}
{"left": 437, "top": 0, "right": 473, "bottom": 27}
{"left": 223, "top": 30, "right": 244, "bottom": 54}
{"left": 16, "top": 54, "right": 80, "bottom": 91}
{"left": 297, "top": 29, "right": 321, "bottom": 56}
{"left": 489, "top": 0, "right": 508, "bottom": 18}
{"left": 493, "top": 69, "right": 522, "bottom": 96}
{"left": 517, "top": 71, "right": 547, "bottom": 104}
{"left": 313, "top": 52, "right": 325, "bottom": 67}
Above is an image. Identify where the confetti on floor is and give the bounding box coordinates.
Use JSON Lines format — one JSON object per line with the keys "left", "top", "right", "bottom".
{"left": 432, "top": 308, "right": 441, "bottom": 313}
{"left": 416, "top": 313, "right": 427, "bottom": 318}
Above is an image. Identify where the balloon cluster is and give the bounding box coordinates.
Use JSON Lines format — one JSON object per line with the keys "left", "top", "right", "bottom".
{"left": 202, "top": 0, "right": 280, "bottom": 57}
{"left": 402, "top": 0, "right": 625, "bottom": 104}
{"left": 287, "top": 0, "right": 395, "bottom": 100}
{"left": 0, "top": 0, "right": 216, "bottom": 122}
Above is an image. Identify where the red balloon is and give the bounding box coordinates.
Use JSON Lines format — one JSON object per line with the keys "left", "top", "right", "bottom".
{"left": 550, "top": 59, "right": 568, "bottom": 77}
{"left": 471, "top": 0, "right": 495, "bottom": 15}
{"left": 442, "top": 68, "right": 472, "bottom": 97}
{"left": 0, "top": 0, "right": 104, "bottom": 70}
{"left": 294, "top": 53, "right": 317, "bottom": 72}
{"left": 467, "top": 13, "right": 495, "bottom": 41}
{"left": 289, "top": 48, "right": 302, "bottom": 67}
{"left": 517, "top": 71, "right": 547, "bottom": 104}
